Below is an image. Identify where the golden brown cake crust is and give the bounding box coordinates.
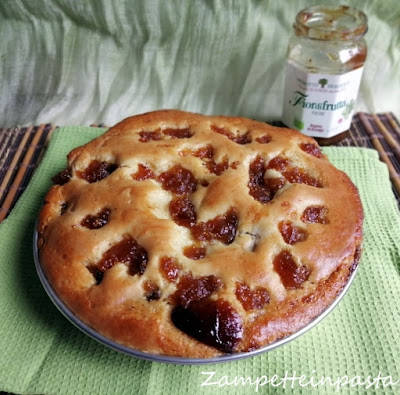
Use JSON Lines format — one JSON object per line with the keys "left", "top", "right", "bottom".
{"left": 37, "top": 110, "right": 363, "bottom": 358}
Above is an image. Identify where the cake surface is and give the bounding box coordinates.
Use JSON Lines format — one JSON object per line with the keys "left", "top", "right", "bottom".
{"left": 37, "top": 110, "right": 363, "bottom": 358}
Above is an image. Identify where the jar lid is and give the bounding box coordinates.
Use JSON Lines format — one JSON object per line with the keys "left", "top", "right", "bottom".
{"left": 294, "top": 5, "right": 368, "bottom": 41}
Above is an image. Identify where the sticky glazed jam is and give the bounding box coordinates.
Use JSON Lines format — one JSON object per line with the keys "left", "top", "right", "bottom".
{"left": 248, "top": 156, "right": 286, "bottom": 204}
{"left": 278, "top": 221, "right": 308, "bottom": 245}
{"left": 52, "top": 168, "right": 72, "bottom": 185}
{"left": 299, "top": 143, "right": 323, "bottom": 158}
{"left": 301, "top": 205, "right": 329, "bottom": 224}
{"left": 96, "top": 236, "right": 148, "bottom": 277}
{"left": 81, "top": 208, "right": 111, "bottom": 229}
{"left": 78, "top": 160, "right": 117, "bottom": 183}
{"left": 180, "top": 145, "right": 214, "bottom": 159}
{"left": 173, "top": 274, "right": 222, "bottom": 308}
{"left": 273, "top": 250, "right": 310, "bottom": 289}
{"left": 183, "top": 245, "right": 206, "bottom": 260}
{"left": 191, "top": 208, "right": 238, "bottom": 245}
{"left": 159, "top": 165, "right": 198, "bottom": 195}
{"left": 211, "top": 125, "right": 252, "bottom": 145}
{"left": 162, "top": 128, "right": 193, "bottom": 139}
{"left": 235, "top": 282, "right": 270, "bottom": 311}
{"left": 268, "top": 157, "right": 322, "bottom": 187}
{"left": 169, "top": 197, "right": 197, "bottom": 227}
{"left": 133, "top": 164, "right": 155, "bottom": 181}
{"left": 255, "top": 134, "right": 272, "bottom": 144}
{"left": 180, "top": 144, "right": 236, "bottom": 176}
{"left": 160, "top": 256, "right": 181, "bottom": 282}
{"left": 171, "top": 298, "right": 243, "bottom": 353}
{"left": 139, "top": 127, "right": 193, "bottom": 142}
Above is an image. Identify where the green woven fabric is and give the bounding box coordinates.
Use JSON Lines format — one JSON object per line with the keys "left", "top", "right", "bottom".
{"left": 0, "top": 126, "right": 399, "bottom": 395}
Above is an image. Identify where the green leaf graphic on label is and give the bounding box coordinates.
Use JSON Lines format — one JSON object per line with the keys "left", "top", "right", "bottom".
{"left": 342, "top": 99, "right": 355, "bottom": 119}
{"left": 294, "top": 118, "right": 304, "bottom": 130}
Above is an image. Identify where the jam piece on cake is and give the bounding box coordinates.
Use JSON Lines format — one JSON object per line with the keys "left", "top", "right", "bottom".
{"left": 301, "top": 206, "right": 329, "bottom": 224}
{"left": 159, "top": 165, "right": 198, "bottom": 195}
{"left": 300, "top": 143, "right": 323, "bottom": 158}
{"left": 183, "top": 245, "right": 206, "bottom": 260}
{"left": 268, "top": 157, "right": 322, "bottom": 187}
{"left": 169, "top": 197, "right": 197, "bottom": 227}
{"left": 139, "top": 128, "right": 193, "bottom": 142}
{"left": 173, "top": 274, "right": 222, "bottom": 308}
{"left": 78, "top": 160, "right": 117, "bottom": 183}
{"left": 191, "top": 208, "right": 238, "bottom": 245}
{"left": 52, "top": 168, "right": 72, "bottom": 185}
{"left": 96, "top": 236, "right": 148, "bottom": 276}
{"left": 81, "top": 208, "right": 111, "bottom": 229}
{"left": 160, "top": 256, "right": 181, "bottom": 282}
{"left": 171, "top": 298, "right": 243, "bottom": 353}
{"left": 255, "top": 134, "right": 272, "bottom": 144}
{"left": 132, "top": 164, "right": 155, "bottom": 181}
{"left": 248, "top": 156, "right": 285, "bottom": 203}
{"left": 235, "top": 282, "right": 270, "bottom": 311}
{"left": 211, "top": 125, "right": 252, "bottom": 145}
{"left": 278, "top": 221, "right": 308, "bottom": 245}
{"left": 273, "top": 250, "right": 310, "bottom": 290}
{"left": 162, "top": 128, "right": 193, "bottom": 139}
{"left": 139, "top": 129, "right": 163, "bottom": 142}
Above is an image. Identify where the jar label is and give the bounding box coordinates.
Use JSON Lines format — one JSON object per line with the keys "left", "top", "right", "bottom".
{"left": 282, "top": 63, "right": 364, "bottom": 138}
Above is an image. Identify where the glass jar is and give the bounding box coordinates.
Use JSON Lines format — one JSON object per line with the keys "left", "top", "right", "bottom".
{"left": 282, "top": 5, "right": 368, "bottom": 145}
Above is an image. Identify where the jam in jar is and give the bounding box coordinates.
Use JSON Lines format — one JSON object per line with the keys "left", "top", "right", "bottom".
{"left": 282, "top": 5, "right": 368, "bottom": 145}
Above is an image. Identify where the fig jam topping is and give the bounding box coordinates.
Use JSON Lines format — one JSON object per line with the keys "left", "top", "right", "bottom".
{"left": 173, "top": 274, "right": 222, "bottom": 308}
{"left": 96, "top": 236, "right": 148, "bottom": 276}
{"left": 133, "top": 164, "right": 155, "bottom": 181}
{"left": 191, "top": 208, "right": 238, "bottom": 245}
{"left": 160, "top": 256, "right": 181, "bottom": 282}
{"left": 268, "top": 157, "right": 322, "bottom": 187}
{"left": 81, "top": 208, "right": 111, "bottom": 229}
{"left": 248, "top": 156, "right": 285, "bottom": 203}
{"left": 266, "top": 177, "right": 286, "bottom": 194}
{"left": 206, "top": 157, "right": 230, "bottom": 176}
{"left": 183, "top": 245, "right": 206, "bottom": 260}
{"left": 278, "top": 221, "right": 307, "bottom": 245}
{"left": 162, "top": 128, "right": 193, "bottom": 139}
{"left": 171, "top": 298, "right": 243, "bottom": 353}
{"left": 301, "top": 205, "right": 329, "bottom": 224}
{"left": 180, "top": 145, "right": 236, "bottom": 176}
{"left": 273, "top": 250, "right": 310, "bottom": 289}
{"left": 180, "top": 145, "right": 214, "bottom": 159}
{"left": 235, "top": 282, "right": 270, "bottom": 311}
{"left": 211, "top": 125, "right": 252, "bottom": 145}
{"left": 78, "top": 160, "right": 117, "bottom": 183}
{"left": 52, "top": 169, "right": 72, "bottom": 185}
{"left": 139, "top": 129, "right": 163, "bottom": 142}
{"left": 139, "top": 128, "right": 193, "bottom": 142}
{"left": 143, "top": 281, "right": 161, "bottom": 301}
{"left": 255, "top": 135, "right": 272, "bottom": 144}
{"left": 158, "top": 165, "right": 198, "bottom": 195}
{"left": 300, "top": 143, "right": 323, "bottom": 158}
{"left": 169, "top": 197, "right": 197, "bottom": 227}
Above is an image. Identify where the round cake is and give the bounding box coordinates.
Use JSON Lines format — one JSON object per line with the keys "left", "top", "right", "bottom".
{"left": 37, "top": 110, "right": 363, "bottom": 358}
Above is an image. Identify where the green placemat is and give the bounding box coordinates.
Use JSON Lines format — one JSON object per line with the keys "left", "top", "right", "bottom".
{"left": 0, "top": 127, "right": 399, "bottom": 395}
